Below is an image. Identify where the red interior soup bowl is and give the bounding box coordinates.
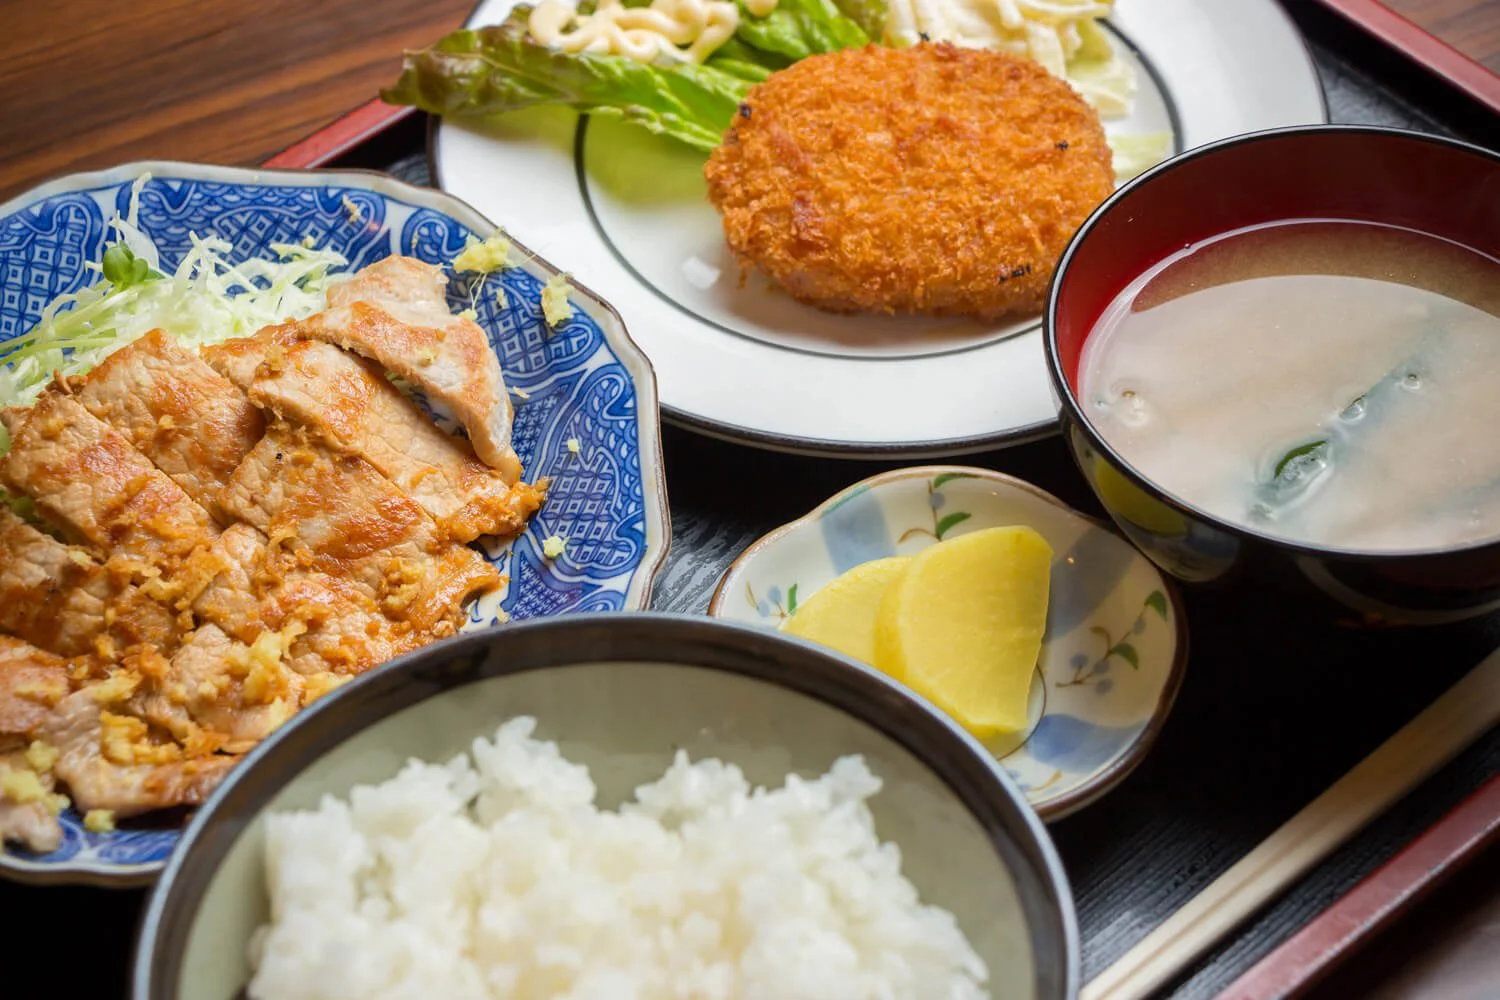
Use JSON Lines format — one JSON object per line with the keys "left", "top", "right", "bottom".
{"left": 1044, "top": 125, "right": 1500, "bottom": 623}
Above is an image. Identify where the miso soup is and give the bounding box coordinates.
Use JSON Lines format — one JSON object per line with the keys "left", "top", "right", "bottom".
{"left": 1079, "top": 220, "right": 1500, "bottom": 552}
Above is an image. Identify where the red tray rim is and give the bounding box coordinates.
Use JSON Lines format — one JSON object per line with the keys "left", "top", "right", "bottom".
{"left": 1311, "top": 0, "right": 1500, "bottom": 114}
{"left": 1219, "top": 773, "right": 1500, "bottom": 998}
{"left": 262, "top": 99, "right": 413, "bottom": 170}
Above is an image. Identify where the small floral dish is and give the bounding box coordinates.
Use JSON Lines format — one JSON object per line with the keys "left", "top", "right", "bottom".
{"left": 709, "top": 467, "right": 1188, "bottom": 820}
{"left": 0, "top": 161, "right": 669, "bottom": 885}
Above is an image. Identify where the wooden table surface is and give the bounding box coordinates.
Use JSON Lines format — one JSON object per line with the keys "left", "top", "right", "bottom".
{"left": 1385, "top": 0, "right": 1500, "bottom": 71}
{"left": 0, "top": 1, "right": 1497, "bottom": 997}
{"left": 0, "top": 0, "right": 473, "bottom": 202}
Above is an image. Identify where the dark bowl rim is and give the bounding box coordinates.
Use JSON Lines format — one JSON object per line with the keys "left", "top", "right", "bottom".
{"left": 1043, "top": 123, "right": 1500, "bottom": 564}
{"left": 131, "top": 612, "right": 1082, "bottom": 1000}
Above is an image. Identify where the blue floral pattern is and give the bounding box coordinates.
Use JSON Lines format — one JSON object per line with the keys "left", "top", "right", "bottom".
{"left": 0, "top": 193, "right": 107, "bottom": 338}
{"left": 0, "top": 165, "right": 666, "bottom": 882}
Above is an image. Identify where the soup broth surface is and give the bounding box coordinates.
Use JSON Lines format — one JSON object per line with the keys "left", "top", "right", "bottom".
{"left": 1080, "top": 220, "right": 1500, "bottom": 552}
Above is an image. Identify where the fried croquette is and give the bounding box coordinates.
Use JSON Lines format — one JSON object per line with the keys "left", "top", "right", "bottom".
{"left": 704, "top": 43, "right": 1115, "bottom": 320}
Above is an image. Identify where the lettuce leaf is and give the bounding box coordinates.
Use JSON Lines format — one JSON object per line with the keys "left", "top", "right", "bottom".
{"left": 383, "top": 0, "right": 870, "bottom": 152}
{"left": 706, "top": 37, "right": 791, "bottom": 81}
{"left": 730, "top": 0, "right": 868, "bottom": 62}
{"left": 384, "top": 12, "right": 748, "bottom": 151}
{"left": 702, "top": 57, "right": 778, "bottom": 83}
{"left": 829, "top": 0, "right": 886, "bottom": 45}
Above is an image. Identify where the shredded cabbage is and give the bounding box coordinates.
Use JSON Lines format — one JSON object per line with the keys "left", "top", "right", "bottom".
{"left": 0, "top": 175, "right": 347, "bottom": 419}
{"left": 885, "top": 0, "right": 1130, "bottom": 105}
{"left": 1112, "top": 131, "right": 1173, "bottom": 183}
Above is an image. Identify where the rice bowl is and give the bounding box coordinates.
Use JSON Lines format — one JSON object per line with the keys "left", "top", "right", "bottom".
{"left": 133, "top": 614, "right": 1080, "bottom": 1000}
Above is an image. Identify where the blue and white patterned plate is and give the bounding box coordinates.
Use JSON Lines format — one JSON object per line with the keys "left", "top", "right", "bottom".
{"left": 0, "top": 162, "right": 669, "bottom": 885}
{"left": 709, "top": 467, "right": 1188, "bottom": 821}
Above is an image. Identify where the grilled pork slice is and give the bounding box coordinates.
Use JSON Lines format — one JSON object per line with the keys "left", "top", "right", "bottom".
{"left": 220, "top": 426, "right": 500, "bottom": 637}
{"left": 1, "top": 508, "right": 114, "bottom": 657}
{"left": 184, "top": 522, "right": 269, "bottom": 644}
{"left": 0, "top": 406, "right": 25, "bottom": 437}
{"left": 0, "top": 508, "right": 180, "bottom": 659}
{"left": 187, "top": 521, "right": 423, "bottom": 676}
{"left": 73, "top": 329, "right": 264, "bottom": 522}
{"left": 40, "top": 690, "right": 235, "bottom": 817}
{"left": 0, "top": 749, "right": 62, "bottom": 854}
{"left": 0, "top": 641, "right": 71, "bottom": 850}
{"left": 257, "top": 572, "right": 426, "bottom": 677}
{"left": 0, "top": 640, "right": 73, "bottom": 852}
{"left": 304, "top": 256, "right": 521, "bottom": 479}
{"left": 0, "top": 393, "right": 218, "bottom": 570}
{"left": 159, "top": 625, "right": 299, "bottom": 753}
{"left": 200, "top": 322, "right": 299, "bottom": 392}
{"left": 248, "top": 338, "right": 542, "bottom": 542}
{"left": 0, "top": 636, "right": 71, "bottom": 741}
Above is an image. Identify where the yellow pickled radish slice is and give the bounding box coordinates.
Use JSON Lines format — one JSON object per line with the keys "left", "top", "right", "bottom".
{"left": 874, "top": 525, "right": 1052, "bottom": 739}
{"left": 780, "top": 556, "right": 911, "bottom": 664}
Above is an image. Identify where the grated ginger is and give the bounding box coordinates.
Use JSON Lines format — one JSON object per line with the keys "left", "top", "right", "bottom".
{"left": 541, "top": 274, "right": 575, "bottom": 328}
{"left": 226, "top": 623, "right": 308, "bottom": 704}
{"left": 0, "top": 768, "right": 46, "bottom": 805}
{"left": 129, "top": 648, "right": 173, "bottom": 682}
{"left": 88, "top": 670, "right": 142, "bottom": 704}
{"left": 101, "top": 711, "right": 182, "bottom": 766}
{"left": 84, "top": 809, "right": 116, "bottom": 833}
{"left": 25, "top": 740, "right": 59, "bottom": 774}
{"left": 452, "top": 233, "right": 515, "bottom": 274}
{"left": 261, "top": 699, "right": 296, "bottom": 736}
{"left": 542, "top": 534, "right": 567, "bottom": 559}
{"left": 303, "top": 672, "right": 353, "bottom": 704}
{"left": 15, "top": 679, "right": 65, "bottom": 703}
{"left": 141, "top": 572, "right": 186, "bottom": 603}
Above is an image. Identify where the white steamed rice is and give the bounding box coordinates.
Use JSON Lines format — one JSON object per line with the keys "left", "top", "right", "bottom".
{"left": 248, "top": 717, "right": 991, "bottom": 999}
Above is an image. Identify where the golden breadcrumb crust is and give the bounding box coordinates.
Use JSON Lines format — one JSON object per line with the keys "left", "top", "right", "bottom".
{"left": 704, "top": 43, "right": 1115, "bottom": 320}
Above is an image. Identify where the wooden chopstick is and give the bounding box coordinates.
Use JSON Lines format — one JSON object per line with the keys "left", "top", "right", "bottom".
{"left": 1217, "top": 771, "right": 1500, "bottom": 999}
{"left": 1081, "top": 646, "right": 1500, "bottom": 1000}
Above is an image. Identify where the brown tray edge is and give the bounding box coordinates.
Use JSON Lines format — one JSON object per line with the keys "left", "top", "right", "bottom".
{"left": 1310, "top": 0, "right": 1500, "bottom": 115}
{"left": 1217, "top": 772, "right": 1500, "bottom": 999}
{"left": 261, "top": 99, "right": 414, "bottom": 169}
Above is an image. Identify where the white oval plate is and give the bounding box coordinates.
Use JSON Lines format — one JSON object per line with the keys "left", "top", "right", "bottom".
{"left": 433, "top": 0, "right": 1326, "bottom": 456}
{"left": 709, "top": 467, "right": 1189, "bottom": 820}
